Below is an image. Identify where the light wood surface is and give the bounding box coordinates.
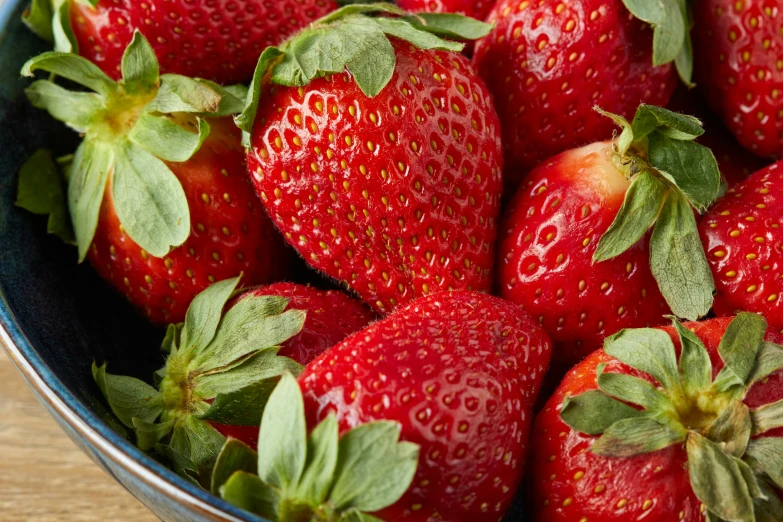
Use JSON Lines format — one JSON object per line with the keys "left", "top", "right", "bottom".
{"left": 0, "top": 349, "right": 158, "bottom": 521}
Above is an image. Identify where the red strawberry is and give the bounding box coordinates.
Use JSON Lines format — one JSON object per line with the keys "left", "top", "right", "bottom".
{"left": 699, "top": 161, "right": 783, "bottom": 332}
{"left": 530, "top": 314, "right": 783, "bottom": 521}
{"left": 298, "top": 290, "right": 552, "bottom": 521}
{"left": 23, "top": 0, "right": 337, "bottom": 84}
{"left": 397, "top": 0, "right": 495, "bottom": 20}
{"left": 473, "top": 0, "right": 684, "bottom": 191}
{"left": 208, "top": 282, "right": 376, "bottom": 446}
{"left": 693, "top": 0, "right": 783, "bottom": 159}
{"left": 498, "top": 105, "right": 722, "bottom": 371}
{"left": 240, "top": 8, "right": 501, "bottom": 314}
{"left": 18, "top": 33, "right": 290, "bottom": 325}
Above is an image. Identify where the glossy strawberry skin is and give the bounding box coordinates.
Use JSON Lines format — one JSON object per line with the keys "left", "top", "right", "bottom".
{"left": 699, "top": 161, "right": 783, "bottom": 332}
{"left": 88, "top": 118, "right": 289, "bottom": 325}
{"left": 396, "top": 0, "right": 495, "bottom": 20}
{"left": 248, "top": 41, "right": 503, "bottom": 314}
{"left": 497, "top": 142, "right": 670, "bottom": 371}
{"left": 68, "top": 0, "right": 337, "bottom": 84}
{"left": 299, "top": 291, "right": 552, "bottom": 521}
{"left": 211, "top": 283, "right": 376, "bottom": 445}
{"left": 693, "top": 0, "right": 783, "bottom": 159}
{"left": 529, "top": 317, "right": 783, "bottom": 522}
{"left": 473, "top": 0, "right": 676, "bottom": 191}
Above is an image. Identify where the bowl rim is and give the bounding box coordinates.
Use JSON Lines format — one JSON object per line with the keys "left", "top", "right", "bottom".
{"left": 0, "top": 1, "right": 258, "bottom": 519}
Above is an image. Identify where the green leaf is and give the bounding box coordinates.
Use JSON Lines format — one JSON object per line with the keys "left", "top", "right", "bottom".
{"left": 161, "top": 323, "right": 181, "bottom": 354}
{"left": 597, "top": 370, "right": 673, "bottom": 412}
{"left": 235, "top": 47, "right": 284, "bottom": 134}
{"left": 746, "top": 438, "right": 783, "bottom": 490}
{"left": 560, "top": 390, "right": 644, "bottom": 436}
{"left": 169, "top": 415, "right": 227, "bottom": 482}
{"left": 372, "top": 18, "right": 463, "bottom": 52}
{"left": 212, "top": 438, "right": 259, "bottom": 496}
{"left": 92, "top": 362, "right": 164, "bottom": 429}
{"left": 121, "top": 31, "right": 159, "bottom": 95}
{"left": 111, "top": 141, "right": 190, "bottom": 258}
{"left": 705, "top": 400, "right": 751, "bottom": 458}
{"left": 196, "top": 298, "right": 305, "bottom": 371}
{"left": 21, "top": 51, "right": 115, "bottom": 96}
{"left": 132, "top": 417, "right": 175, "bottom": 451}
{"left": 16, "top": 149, "right": 75, "bottom": 244}
{"left": 257, "top": 373, "right": 307, "bottom": 494}
{"left": 196, "top": 350, "right": 303, "bottom": 398}
{"left": 341, "top": 510, "right": 385, "bottom": 522}
{"left": 748, "top": 342, "right": 783, "bottom": 386}
{"left": 52, "top": 0, "right": 77, "bottom": 54}
{"left": 199, "top": 377, "right": 280, "bottom": 427}
{"left": 405, "top": 12, "right": 493, "bottom": 40}
{"left": 631, "top": 104, "right": 704, "bottom": 142}
{"left": 686, "top": 432, "right": 755, "bottom": 522}
{"left": 674, "top": 18, "right": 694, "bottom": 86}
{"left": 68, "top": 140, "right": 113, "bottom": 261}
{"left": 603, "top": 328, "right": 682, "bottom": 393}
{"left": 179, "top": 277, "right": 240, "bottom": 355}
{"left": 649, "top": 190, "right": 715, "bottom": 321}
{"left": 591, "top": 416, "right": 686, "bottom": 457}
{"left": 593, "top": 169, "right": 667, "bottom": 262}
{"left": 146, "top": 74, "right": 224, "bottom": 115}
{"left": 595, "top": 107, "right": 634, "bottom": 155}
{"left": 22, "top": 0, "right": 54, "bottom": 42}
{"left": 750, "top": 399, "right": 783, "bottom": 436}
{"left": 754, "top": 479, "right": 783, "bottom": 522}
{"left": 199, "top": 80, "right": 248, "bottom": 116}
{"left": 128, "top": 113, "right": 210, "bottom": 163}
{"left": 671, "top": 317, "right": 712, "bottom": 397}
{"left": 648, "top": 133, "right": 721, "bottom": 211}
{"left": 220, "top": 472, "right": 280, "bottom": 520}
{"left": 318, "top": 3, "right": 406, "bottom": 24}
{"left": 714, "top": 313, "right": 768, "bottom": 391}
{"left": 622, "top": 0, "right": 687, "bottom": 67}
{"left": 296, "top": 414, "right": 339, "bottom": 505}
{"left": 25, "top": 80, "right": 105, "bottom": 133}
{"left": 329, "top": 421, "right": 419, "bottom": 512}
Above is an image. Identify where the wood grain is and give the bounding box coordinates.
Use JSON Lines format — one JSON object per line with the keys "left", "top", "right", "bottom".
{"left": 0, "top": 349, "right": 158, "bottom": 521}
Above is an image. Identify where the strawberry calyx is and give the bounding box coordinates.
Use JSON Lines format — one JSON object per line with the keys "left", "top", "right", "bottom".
{"left": 235, "top": 3, "right": 492, "bottom": 141}
{"left": 211, "top": 373, "right": 419, "bottom": 522}
{"left": 18, "top": 31, "right": 245, "bottom": 261}
{"left": 561, "top": 313, "right": 783, "bottom": 521}
{"left": 592, "top": 104, "right": 721, "bottom": 321}
{"left": 93, "top": 277, "right": 306, "bottom": 486}
{"left": 621, "top": 0, "right": 694, "bottom": 85}
{"left": 23, "top": 0, "right": 97, "bottom": 55}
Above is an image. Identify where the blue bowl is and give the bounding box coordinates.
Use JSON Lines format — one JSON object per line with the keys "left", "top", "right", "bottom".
{"left": 0, "top": 1, "right": 260, "bottom": 519}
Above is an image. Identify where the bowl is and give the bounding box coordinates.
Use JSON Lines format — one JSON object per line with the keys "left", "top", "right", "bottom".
{"left": 0, "top": 1, "right": 261, "bottom": 519}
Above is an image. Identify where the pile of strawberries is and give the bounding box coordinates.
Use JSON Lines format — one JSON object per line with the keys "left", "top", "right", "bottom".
{"left": 15, "top": 0, "right": 783, "bottom": 521}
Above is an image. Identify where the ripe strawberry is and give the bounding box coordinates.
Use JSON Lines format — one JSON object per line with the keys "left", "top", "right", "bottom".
{"left": 693, "top": 0, "right": 783, "bottom": 159}
{"left": 472, "top": 0, "right": 688, "bottom": 191}
{"left": 298, "top": 291, "right": 552, "bottom": 521}
{"left": 94, "top": 277, "right": 310, "bottom": 485}
{"left": 396, "top": 0, "right": 494, "bottom": 20}
{"left": 530, "top": 314, "right": 783, "bottom": 521}
{"left": 498, "top": 105, "right": 721, "bottom": 371}
{"left": 239, "top": 6, "right": 501, "bottom": 314}
{"left": 200, "top": 282, "right": 376, "bottom": 448}
{"left": 22, "top": 0, "right": 337, "bottom": 84}
{"left": 699, "top": 161, "right": 783, "bottom": 332}
{"left": 18, "top": 33, "right": 289, "bottom": 325}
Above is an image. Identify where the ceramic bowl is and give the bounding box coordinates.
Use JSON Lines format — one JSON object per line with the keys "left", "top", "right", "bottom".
{"left": 0, "top": 1, "right": 261, "bottom": 519}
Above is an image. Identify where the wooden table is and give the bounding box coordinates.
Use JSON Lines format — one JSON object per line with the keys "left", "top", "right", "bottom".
{"left": 0, "top": 349, "right": 157, "bottom": 521}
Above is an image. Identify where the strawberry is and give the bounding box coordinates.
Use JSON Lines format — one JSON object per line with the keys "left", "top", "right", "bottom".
{"left": 296, "top": 291, "right": 552, "bottom": 521}
{"left": 22, "top": 0, "right": 337, "bottom": 84}
{"left": 93, "top": 277, "right": 374, "bottom": 486}
{"left": 472, "top": 0, "right": 690, "bottom": 191}
{"left": 498, "top": 105, "right": 722, "bottom": 371}
{"left": 699, "top": 161, "right": 783, "bottom": 333}
{"left": 529, "top": 314, "right": 783, "bottom": 521}
{"left": 17, "top": 33, "right": 288, "bottom": 325}
{"left": 236, "top": 5, "right": 502, "bottom": 314}
{"left": 693, "top": 0, "right": 783, "bottom": 159}
{"left": 396, "top": 0, "right": 495, "bottom": 20}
